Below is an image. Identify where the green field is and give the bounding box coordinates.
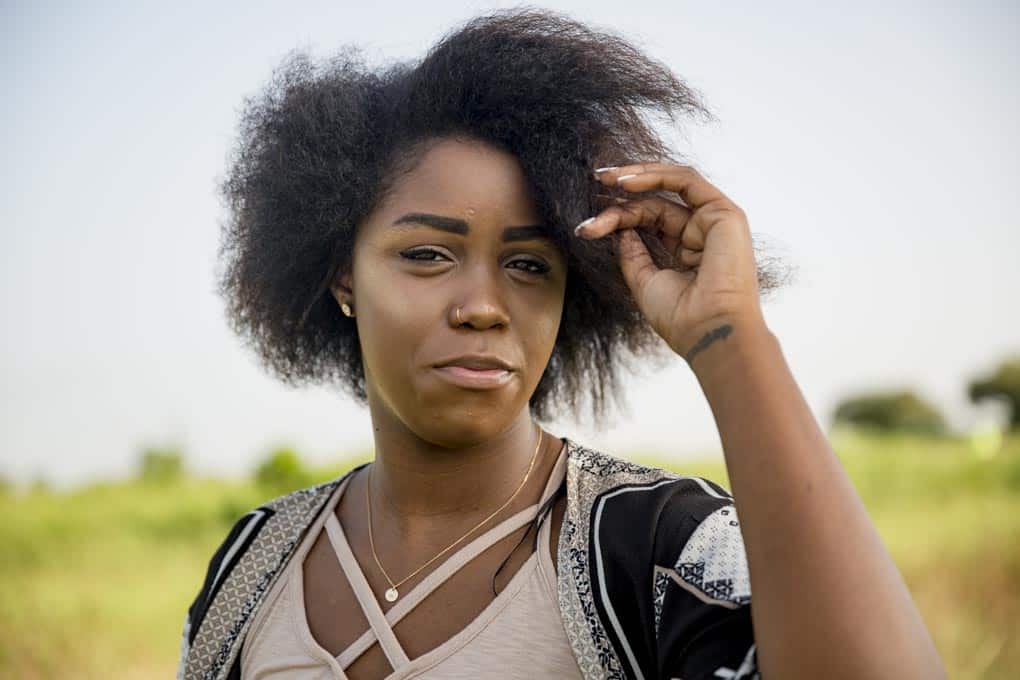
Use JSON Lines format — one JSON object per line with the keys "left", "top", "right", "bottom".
{"left": 2, "top": 430, "right": 1017, "bottom": 678}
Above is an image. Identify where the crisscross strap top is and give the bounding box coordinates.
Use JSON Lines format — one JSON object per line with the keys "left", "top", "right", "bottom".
{"left": 241, "top": 439, "right": 582, "bottom": 679}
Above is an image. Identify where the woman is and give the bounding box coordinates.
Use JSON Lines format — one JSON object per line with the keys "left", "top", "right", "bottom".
{"left": 178, "top": 8, "right": 944, "bottom": 680}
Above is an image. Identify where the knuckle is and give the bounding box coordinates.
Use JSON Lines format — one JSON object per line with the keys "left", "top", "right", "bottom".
{"left": 728, "top": 202, "right": 747, "bottom": 219}
{"left": 601, "top": 206, "right": 625, "bottom": 224}
{"left": 676, "top": 164, "right": 699, "bottom": 177}
{"left": 703, "top": 198, "right": 734, "bottom": 215}
{"left": 623, "top": 203, "right": 644, "bottom": 217}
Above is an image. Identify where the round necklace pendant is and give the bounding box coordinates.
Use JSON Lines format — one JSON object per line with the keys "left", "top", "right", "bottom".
{"left": 384, "top": 587, "right": 399, "bottom": 602}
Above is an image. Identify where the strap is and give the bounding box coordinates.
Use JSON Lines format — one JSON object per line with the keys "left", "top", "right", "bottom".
{"left": 333, "top": 500, "right": 542, "bottom": 667}
{"left": 536, "top": 495, "right": 558, "bottom": 594}
{"left": 329, "top": 438, "right": 570, "bottom": 668}
{"left": 325, "top": 515, "right": 411, "bottom": 671}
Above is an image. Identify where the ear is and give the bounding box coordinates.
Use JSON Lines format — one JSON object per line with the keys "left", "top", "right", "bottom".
{"left": 329, "top": 269, "right": 354, "bottom": 306}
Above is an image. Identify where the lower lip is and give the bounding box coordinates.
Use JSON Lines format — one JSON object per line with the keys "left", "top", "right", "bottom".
{"left": 434, "top": 365, "right": 513, "bottom": 390}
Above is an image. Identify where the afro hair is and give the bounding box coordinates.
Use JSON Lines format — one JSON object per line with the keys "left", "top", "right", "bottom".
{"left": 216, "top": 6, "right": 794, "bottom": 425}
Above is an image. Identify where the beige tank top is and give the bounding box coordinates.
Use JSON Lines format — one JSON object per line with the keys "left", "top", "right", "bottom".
{"left": 241, "top": 440, "right": 582, "bottom": 679}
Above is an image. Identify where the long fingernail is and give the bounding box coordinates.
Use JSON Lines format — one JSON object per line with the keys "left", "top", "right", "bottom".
{"left": 574, "top": 217, "right": 596, "bottom": 236}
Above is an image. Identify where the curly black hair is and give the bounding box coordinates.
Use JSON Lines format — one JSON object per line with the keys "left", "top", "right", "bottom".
{"left": 216, "top": 6, "right": 795, "bottom": 425}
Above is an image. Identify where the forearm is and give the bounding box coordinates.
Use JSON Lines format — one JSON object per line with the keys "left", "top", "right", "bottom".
{"left": 686, "top": 313, "right": 945, "bottom": 679}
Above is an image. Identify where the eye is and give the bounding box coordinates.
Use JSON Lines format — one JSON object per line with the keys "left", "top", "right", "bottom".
{"left": 400, "top": 247, "right": 449, "bottom": 263}
{"left": 400, "top": 248, "right": 551, "bottom": 276}
{"left": 507, "top": 257, "right": 551, "bottom": 275}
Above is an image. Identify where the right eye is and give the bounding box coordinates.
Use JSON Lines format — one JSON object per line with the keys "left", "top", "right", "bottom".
{"left": 400, "top": 247, "right": 450, "bottom": 262}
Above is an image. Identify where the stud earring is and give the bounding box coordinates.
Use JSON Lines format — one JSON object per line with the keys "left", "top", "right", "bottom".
{"left": 341, "top": 302, "right": 354, "bottom": 317}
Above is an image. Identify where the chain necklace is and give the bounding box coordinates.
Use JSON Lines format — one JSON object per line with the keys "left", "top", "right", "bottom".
{"left": 365, "top": 425, "right": 543, "bottom": 603}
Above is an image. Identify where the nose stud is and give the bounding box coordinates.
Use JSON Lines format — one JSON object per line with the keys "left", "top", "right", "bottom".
{"left": 455, "top": 307, "right": 463, "bottom": 325}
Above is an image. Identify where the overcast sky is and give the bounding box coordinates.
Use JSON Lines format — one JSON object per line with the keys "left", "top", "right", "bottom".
{"left": 3, "top": 1, "right": 1018, "bottom": 489}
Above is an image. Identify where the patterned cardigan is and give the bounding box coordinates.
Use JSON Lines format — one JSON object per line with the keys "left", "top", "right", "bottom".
{"left": 177, "top": 438, "right": 760, "bottom": 680}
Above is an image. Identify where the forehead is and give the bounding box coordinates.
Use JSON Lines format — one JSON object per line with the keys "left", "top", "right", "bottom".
{"left": 378, "top": 138, "right": 541, "bottom": 223}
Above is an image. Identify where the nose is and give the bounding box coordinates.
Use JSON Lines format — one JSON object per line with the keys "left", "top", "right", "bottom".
{"left": 450, "top": 265, "right": 511, "bottom": 330}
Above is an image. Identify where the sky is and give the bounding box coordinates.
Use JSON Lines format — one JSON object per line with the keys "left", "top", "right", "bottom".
{"left": 2, "top": 0, "right": 1018, "bottom": 489}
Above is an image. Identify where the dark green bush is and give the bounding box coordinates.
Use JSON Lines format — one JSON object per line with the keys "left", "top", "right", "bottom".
{"left": 969, "top": 355, "right": 1020, "bottom": 430}
{"left": 253, "top": 446, "right": 313, "bottom": 494}
{"left": 833, "top": 390, "right": 948, "bottom": 436}
{"left": 137, "top": 446, "right": 185, "bottom": 485}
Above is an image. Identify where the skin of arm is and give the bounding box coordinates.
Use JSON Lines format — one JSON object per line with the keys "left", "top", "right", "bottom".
{"left": 579, "top": 163, "right": 946, "bottom": 678}
{"left": 685, "top": 310, "right": 947, "bottom": 679}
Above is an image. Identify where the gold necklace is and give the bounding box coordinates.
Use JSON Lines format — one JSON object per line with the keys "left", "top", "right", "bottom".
{"left": 365, "top": 425, "right": 543, "bottom": 603}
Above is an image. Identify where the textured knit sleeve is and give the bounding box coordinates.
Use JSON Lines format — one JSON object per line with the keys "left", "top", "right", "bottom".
{"left": 654, "top": 499, "right": 760, "bottom": 679}
{"left": 176, "top": 508, "right": 274, "bottom": 680}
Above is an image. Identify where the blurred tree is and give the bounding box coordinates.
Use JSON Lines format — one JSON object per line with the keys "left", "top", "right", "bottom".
{"left": 138, "top": 445, "right": 185, "bottom": 484}
{"left": 968, "top": 356, "right": 1020, "bottom": 431}
{"left": 833, "top": 390, "right": 948, "bottom": 436}
{"left": 254, "top": 446, "right": 313, "bottom": 494}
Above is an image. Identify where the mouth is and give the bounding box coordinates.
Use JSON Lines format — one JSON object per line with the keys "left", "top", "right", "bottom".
{"left": 432, "top": 365, "right": 514, "bottom": 390}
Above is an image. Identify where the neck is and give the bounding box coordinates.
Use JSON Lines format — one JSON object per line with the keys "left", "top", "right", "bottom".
{"left": 365, "top": 410, "right": 556, "bottom": 530}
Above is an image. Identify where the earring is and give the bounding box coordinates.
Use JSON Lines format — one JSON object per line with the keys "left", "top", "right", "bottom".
{"left": 341, "top": 302, "right": 354, "bottom": 317}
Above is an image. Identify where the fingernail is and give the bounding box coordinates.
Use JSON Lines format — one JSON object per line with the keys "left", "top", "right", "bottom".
{"left": 616, "top": 174, "right": 638, "bottom": 182}
{"left": 594, "top": 166, "right": 618, "bottom": 173}
{"left": 574, "top": 217, "right": 596, "bottom": 236}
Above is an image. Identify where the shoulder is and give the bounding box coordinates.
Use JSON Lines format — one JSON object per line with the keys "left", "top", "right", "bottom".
{"left": 559, "top": 439, "right": 757, "bottom": 679}
{"left": 564, "top": 437, "right": 737, "bottom": 553}
{"left": 190, "top": 474, "right": 346, "bottom": 618}
{"left": 177, "top": 467, "right": 361, "bottom": 680}
{"left": 564, "top": 437, "right": 746, "bottom": 602}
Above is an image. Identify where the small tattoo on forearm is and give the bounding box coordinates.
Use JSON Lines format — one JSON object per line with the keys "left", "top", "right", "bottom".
{"left": 684, "top": 324, "right": 734, "bottom": 365}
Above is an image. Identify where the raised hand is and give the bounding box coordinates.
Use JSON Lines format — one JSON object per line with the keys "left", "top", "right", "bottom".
{"left": 577, "top": 163, "right": 766, "bottom": 363}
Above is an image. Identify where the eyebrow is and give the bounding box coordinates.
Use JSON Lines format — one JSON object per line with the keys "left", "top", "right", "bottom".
{"left": 391, "top": 212, "right": 552, "bottom": 242}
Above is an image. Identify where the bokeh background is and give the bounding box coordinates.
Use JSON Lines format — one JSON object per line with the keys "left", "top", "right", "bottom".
{"left": 2, "top": 1, "right": 1018, "bottom": 677}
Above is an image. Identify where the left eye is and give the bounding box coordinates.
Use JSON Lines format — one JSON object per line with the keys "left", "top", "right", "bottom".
{"left": 400, "top": 248, "right": 549, "bottom": 275}
{"left": 507, "top": 257, "right": 551, "bottom": 274}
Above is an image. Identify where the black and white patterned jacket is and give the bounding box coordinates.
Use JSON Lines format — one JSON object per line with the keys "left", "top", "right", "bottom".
{"left": 177, "top": 437, "right": 760, "bottom": 679}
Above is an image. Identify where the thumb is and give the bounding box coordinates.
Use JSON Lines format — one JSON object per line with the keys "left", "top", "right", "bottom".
{"left": 617, "top": 228, "right": 658, "bottom": 296}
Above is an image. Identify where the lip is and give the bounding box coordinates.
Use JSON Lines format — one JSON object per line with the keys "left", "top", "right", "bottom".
{"left": 433, "top": 365, "right": 514, "bottom": 390}
{"left": 434, "top": 354, "right": 515, "bottom": 371}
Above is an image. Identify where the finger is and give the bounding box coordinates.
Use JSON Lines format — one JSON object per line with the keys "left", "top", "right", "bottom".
{"left": 616, "top": 227, "right": 659, "bottom": 298}
{"left": 577, "top": 197, "right": 691, "bottom": 267}
{"left": 617, "top": 229, "right": 698, "bottom": 310}
{"left": 573, "top": 202, "right": 652, "bottom": 240}
{"left": 680, "top": 249, "right": 703, "bottom": 267}
{"left": 575, "top": 195, "right": 693, "bottom": 244}
{"left": 595, "top": 164, "right": 730, "bottom": 211}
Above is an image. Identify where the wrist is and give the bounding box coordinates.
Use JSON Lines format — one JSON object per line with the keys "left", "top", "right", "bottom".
{"left": 675, "top": 308, "right": 774, "bottom": 374}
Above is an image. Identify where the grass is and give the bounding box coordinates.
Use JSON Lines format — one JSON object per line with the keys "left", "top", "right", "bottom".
{"left": 0, "top": 431, "right": 1016, "bottom": 678}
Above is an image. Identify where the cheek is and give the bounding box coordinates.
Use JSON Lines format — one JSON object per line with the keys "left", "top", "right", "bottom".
{"left": 520, "top": 282, "right": 566, "bottom": 373}
{"left": 356, "top": 292, "right": 418, "bottom": 363}
{"left": 351, "top": 254, "right": 433, "bottom": 380}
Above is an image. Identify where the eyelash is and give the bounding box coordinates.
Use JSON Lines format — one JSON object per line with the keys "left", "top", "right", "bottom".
{"left": 400, "top": 248, "right": 551, "bottom": 275}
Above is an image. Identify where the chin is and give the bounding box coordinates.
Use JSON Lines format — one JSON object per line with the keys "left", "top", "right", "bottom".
{"left": 416, "top": 402, "right": 522, "bottom": 447}
{"left": 440, "top": 414, "right": 508, "bottom": 445}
